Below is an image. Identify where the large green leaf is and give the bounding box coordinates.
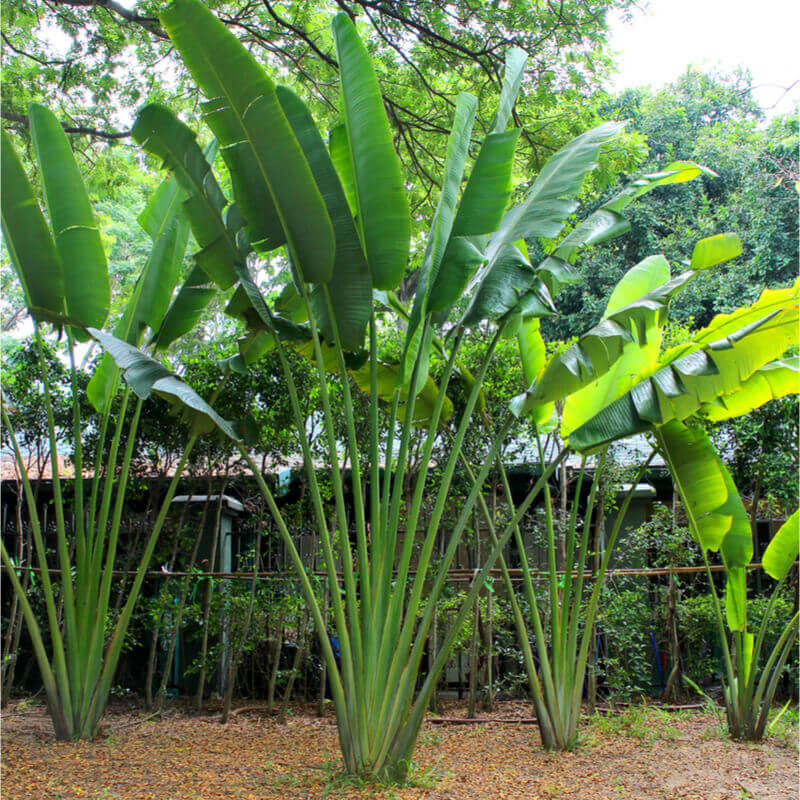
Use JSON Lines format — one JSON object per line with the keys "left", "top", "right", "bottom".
{"left": 29, "top": 103, "right": 109, "bottom": 330}
{"left": 690, "top": 232, "right": 742, "bottom": 270}
{"left": 127, "top": 169, "right": 195, "bottom": 338}
{"left": 403, "top": 92, "right": 477, "bottom": 386}
{"left": 88, "top": 328, "right": 240, "bottom": 441}
{"left": 487, "top": 122, "right": 623, "bottom": 260}
{"left": 461, "top": 241, "right": 556, "bottom": 328}
{"left": 349, "top": 360, "right": 453, "bottom": 425}
{"left": 329, "top": 124, "right": 357, "bottom": 218}
{"left": 276, "top": 86, "right": 372, "bottom": 351}
{"left": 655, "top": 421, "right": 752, "bottom": 630}
{"left": 460, "top": 122, "right": 622, "bottom": 327}
{"left": 666, "top": 279, "right": 797, "bottom": 361}
{"left": 762, "top": 511, "right": 799, "bottom": 583}
{"left": 569, "top": 286, "right": 799, "bottom": 450}
{"left": 428, "top": 130, "right": 521, "bottom": 316}
{"left": 133, "top": 104, "right": 247, "bottom": 291}
{"left": 162, "top": 0, "right": 335, "bottom": 282}
{"left": 561, "top": 255, "right": 670, "bottom": 437}
{"left": 524, "top": 265, "right": 698, "bottom": 415}
{"left": 332, "top": 12, "right": 410, "bottom": 290}
{"left": 493, "top": 47, "right": 527, "bottom": 133}
{"left": 426, "top": 47, "right": 527, "bottom": 317}
{"left": 88, "top": 169, "right": 191, "bottom": 412}
{"left": 537, "top": 161, "right": 716, "bottom": 296}
{"left": 0, "top": 131, "right": 63, "bottom": 320}
{"left": 151, "top": 268, "right": 217, "bottom": 350}
{"left": 699, "top": 357, "right": 799, "bottom": 422}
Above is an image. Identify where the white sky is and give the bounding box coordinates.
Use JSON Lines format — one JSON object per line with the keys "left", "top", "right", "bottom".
{"left": 608, "top": 0, "right": 800, "bottom": 114}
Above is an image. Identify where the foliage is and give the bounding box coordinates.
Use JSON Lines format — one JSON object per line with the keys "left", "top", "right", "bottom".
{"left": 1, "top": 0, "right": 639, "bottom": 226}
{"left": 0, "top": 103, "right": 210, "bottom": 739}
{"left": 597, "top": 581, "right": 657, "bottom": 700}
{"left": 547, "top": 69, "right": 798, "bottom": 339}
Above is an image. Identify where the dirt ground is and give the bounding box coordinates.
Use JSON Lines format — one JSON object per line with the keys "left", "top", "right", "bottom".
{"left": 1, "top": 698, "right": 797, "bottom": 800}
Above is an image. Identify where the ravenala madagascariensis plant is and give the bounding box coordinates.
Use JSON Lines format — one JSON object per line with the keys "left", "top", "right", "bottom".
{"left": 80, "top": 0, "right": 778, "bottom": 778}
{"left": 0, "top": 108, "right": 233, "bottom": 738}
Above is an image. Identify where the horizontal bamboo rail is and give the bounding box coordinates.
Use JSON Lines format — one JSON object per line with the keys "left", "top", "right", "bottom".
{"left": 4, "top": 561, "right": 796, "bottom": 582}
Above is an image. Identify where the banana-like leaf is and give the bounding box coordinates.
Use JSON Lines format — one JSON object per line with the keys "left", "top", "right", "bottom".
{"left": 461, "top": 241, "right": 556, "bottom": 328}
{"left": 0, "top": 131, "right": 64, "bottom": 320}
{"left": 561, "top": 255, "right": 670, "bottom": 438}
{"left": 349, "top": 360, "right": 453, "bottom": 425}
{"left": 128, "top": 170, "right": 195, "bottom": 338}
{"left": 487, "top": 122, "right": 623, "bottom": 262}
{"left": 332, "top": 12, "right": 410, "bottom": 290}
{"left": 517, "top": 317, "right": 546, "bottom": 387}
{"left": 522, "top": 234, "right": 747, "bottom": 419}
{"left": 404, "top": 93, "right": 477, "bottom": 387}
{"left": 665, "top": 279, "right": 796, "bottom": 361}
{"left": 133, "top": 104, "right": 248, "bottom": 290}
{"left": 762, "top": 511, "right": 799, "bottom": 582}
{"left": 690, "top": 232, "right": 742, "bottom": 270}
{"left": 375, "top": 289, "right": 484, "bottom": 411}
{"left": 569, "top": 297, "right": 799, "bottom": 451}
{"left": 512, "top": 317, "right": 556, "bottom": 427}
{"left": 88, "top": 169, "right": 191, "bottom": 412}
{"left": 493, "top": 47, "right": 527, "bottom": 133}
{"left": 152, "top": 267, "right": 217, "bottom": 350}
{"left": 276, "top": 86, "right": 372, "bottom": 351}
{"left": 449, "top": 130, "right": 522, "bottom": 241}
{"left": 460, "top": 122, "right": 622, "bottom": 327}
{"left": 521, "top": 265, "right": 698, "bottom": 417}
{"left": 699, "top": 357, "right": 799, "bottom": 421}
{"left": 329, "top": 124, "right": 358, "bottom": 218}
{"left": 537, "top": 161, "right": 716, "bottom": 295}
{"left": 29, "top": 103, "right": 109, "bottom": 330}
{"left": 426, "top": 47, "right": 527, "bottom": 317}
{"left": 161, "top": 0, "right": 335, "bottom": 282}
{"left": 655, "top": 421, "right": 752, "bottom": 630}
{"left": 429, "top": 130, "right": 521, "bottom": 318}
{"left": 88, "top": 328, "right": 240, "bottom": 441}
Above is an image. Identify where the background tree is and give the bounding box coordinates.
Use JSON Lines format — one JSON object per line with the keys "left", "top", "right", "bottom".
{"left": 546, "top": 68, "right": 799, "bottom": 340}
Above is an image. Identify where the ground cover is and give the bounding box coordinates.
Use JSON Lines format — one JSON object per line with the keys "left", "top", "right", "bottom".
{"left": 2, "top": 699, "right": 797, "bottom": 800}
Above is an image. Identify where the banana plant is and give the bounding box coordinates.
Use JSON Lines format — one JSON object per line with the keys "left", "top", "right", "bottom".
{"left": 479, "top": 233, "right": 760, "bottom": 749}
{"left": 663, "top": 430, "right": 799, "bottom": 740}
{"left": 508, "top": 247, "right": 797, "bottom": 747}
{"left": 0, "top": 108, "right": 227, "bottom": 739}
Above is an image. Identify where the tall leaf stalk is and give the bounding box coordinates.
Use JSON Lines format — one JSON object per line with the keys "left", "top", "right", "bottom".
{"left": 234, "top": 299, "right": 566, "bottom": 778}
{"left": 0, "top": 334, "right": 205, "bottom": 739}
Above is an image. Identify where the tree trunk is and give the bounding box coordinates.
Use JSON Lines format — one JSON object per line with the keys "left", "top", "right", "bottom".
{"left": 278, "top": 619, "right": 307, "bottom": 723}
{"left": 467, "top": 603, "right": 480, "bottom": 718}
{"left": 483, "top": 589, "right": 494, "bottom": 712}
{"left": 145, "top": 501, "right": 189, "bottom": 708}
{"left": 155, "top": 497, "right": 211, "bottom": 711}
{"left": 2, "top": 495, "right": 30, "bottom": 705}
{"left": 587, "top": 490, "right": 605, "bottom": 712}
{"left": 221, "top": 530, "right": 262, "bottom": 724}
{"left": 663, "top": 569, "right": 682, "bottom": 702}
{"left": 195, "top": 484, "right": 228, "bottom": 710}
{"left": 317, "top": 584, "right": 329, "bottom": 717}
{"left": 467, "top": 510, "right": 480, "bottom": 718}
{"left": 266, "top": 626, "right": 283, "bottom": 715}
{"left": 428, "top": 600, "right": 439, "bottom": 713}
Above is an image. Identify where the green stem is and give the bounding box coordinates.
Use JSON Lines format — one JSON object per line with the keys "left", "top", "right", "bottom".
{"left": 1, "top": 398, "right": 74, "bottom": 735}
{"left": 35, "top": 327, "right": 80, "bottom": 725}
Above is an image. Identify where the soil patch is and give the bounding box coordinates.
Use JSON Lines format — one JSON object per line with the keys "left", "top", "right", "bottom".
{"left": 2, "top": 699, "right": 796, "bottom": 799}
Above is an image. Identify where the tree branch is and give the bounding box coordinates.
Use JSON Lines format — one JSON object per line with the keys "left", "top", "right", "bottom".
{"left": 49, "top": 0, "right": 166, "bottom": 39}
{"left": 1, "top": 110, "right": 131, "bottom": 141}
